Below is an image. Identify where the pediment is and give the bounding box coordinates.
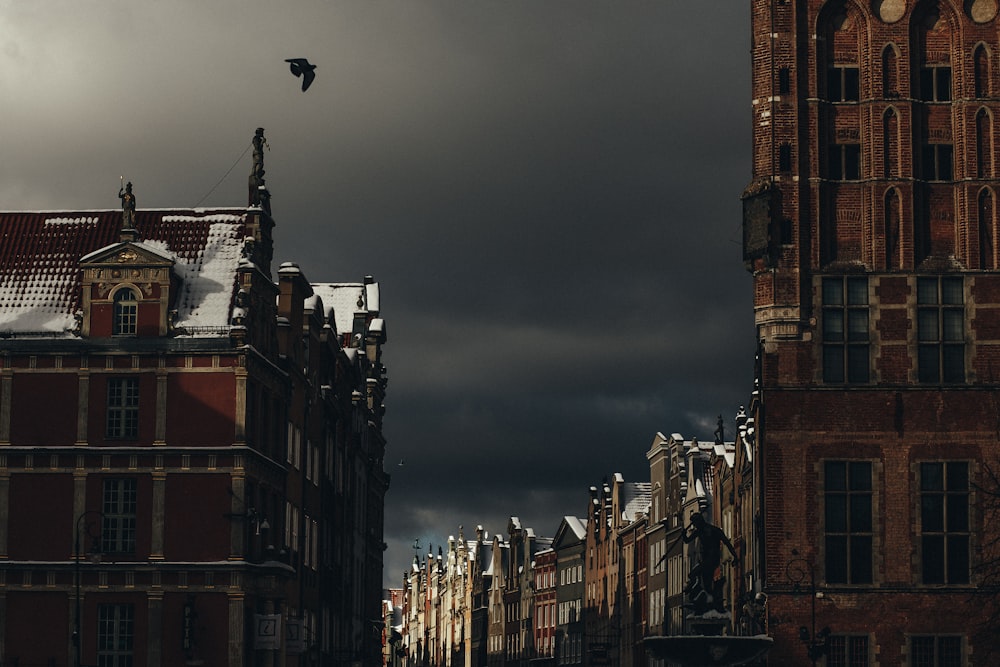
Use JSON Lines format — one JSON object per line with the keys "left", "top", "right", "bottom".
{"left": 80, "top": 241, "right": 175, "bottom": 268}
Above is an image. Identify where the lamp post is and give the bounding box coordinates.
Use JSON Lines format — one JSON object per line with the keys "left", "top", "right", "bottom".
{"left": 785, "top": 556, "right": 830, "bottom": 666}
{"left": 74, "top": 511, "right": 104, "bottom": 667}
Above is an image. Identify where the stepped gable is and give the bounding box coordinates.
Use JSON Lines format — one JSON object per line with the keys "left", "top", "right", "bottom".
{"left": 0, "top": 208, "right": 247, "bottom": 334}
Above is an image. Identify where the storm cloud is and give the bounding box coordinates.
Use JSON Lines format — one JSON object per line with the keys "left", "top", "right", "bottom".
{"left": 0, "top": 1, "right": 753, "bottom": 584}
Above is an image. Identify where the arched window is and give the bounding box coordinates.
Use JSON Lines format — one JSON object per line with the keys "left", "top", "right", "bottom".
{"left": 977, "top": 107, "right": 993, "bottom": 178}
{"left": 912, "top": 1, "right": 953, "bottom": 102}
{"left": 819, "top": 2, "right": 860, "bottom": 102}
{"left": 882, "top": 43, "right": 901, "bottom": 98}
{"left": 113, "top": 288, "right": 138, "bottom": 336}
{"left": 980, "top": 188, "right": 995, "bottom": 269}
{"left": 885, "top": 188, "right": 901, "bottom": 270}
{"left": 883, "top": 107, "right": 899, "bottom": 178}
{"left": 975, "top": 44, "right": 991, "bottom": 98}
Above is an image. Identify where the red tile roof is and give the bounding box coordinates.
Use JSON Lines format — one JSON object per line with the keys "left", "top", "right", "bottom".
{"left": 0, "top": 209, "right": 248, "bottom": 335}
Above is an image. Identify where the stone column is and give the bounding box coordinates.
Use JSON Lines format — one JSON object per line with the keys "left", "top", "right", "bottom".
{"left": 229, "top": 593, "right": 245, "bottom": 667}
{"left": 150, "top": 471, "right": 166, "bottom": 559}
{"left": 76, "top": 365, "right": 89, "bottom": 445}
{"left": 0, "top": 366, "right": 12, "bottom": 445}
{"left": 147, "top": 591, "right": 164, "bottom": 667}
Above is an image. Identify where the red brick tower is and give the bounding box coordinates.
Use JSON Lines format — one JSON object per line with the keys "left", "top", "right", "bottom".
{"left": 743, "top": 0, "right": 1000, "bottom": 663}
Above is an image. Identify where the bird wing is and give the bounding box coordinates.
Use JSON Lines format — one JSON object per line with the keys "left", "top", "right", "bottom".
{"left": 301, "top": 68, "right": 316, "bottom": 91}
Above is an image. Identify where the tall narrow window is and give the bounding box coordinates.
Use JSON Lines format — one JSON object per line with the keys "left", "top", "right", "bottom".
{"left": 975, "top": 45, "right": 990, "bottom": 98}
{"left": 980, "top": 188, "right": 995, "bottom": 269}
{"left": 824, "top": 461, "right": 873, "bottom": 584}
{"left": 98, "top": 604, "right": 135, "bottom": 667}
{"left": 885, "top": 189, "right": 901, "bottom": 270}
{"left": 778, "top": 66, "right": 791, "bottom": 95}
{"left": 112, "top": 288, "right": 138, "bottom": 336}
{"left": 882, "top": 44, "right": 900, "bottom": 97}
{"left": 920, "top": 462, "right": 970, "bottom": 585}
{"left": 106, "top": 378, "right": 139, "bottom": 439}
{"left": 917, "top": 277, "right": 965, "bottom": 383}
{"left": 976, "top": 108, "right": 992, "bottom": 178}
{"left": 883, "top": 108, "right": 898, "bottom": 178}
{"left": 779, "top": 144, "right": 792, "bottom": 172}
{"left": 102, "top": 478, "right": 137, "bottom": 554}
{"left": 920, "top": 65, "right": 952, "bottom": 101}
{"left": 910, "top": 636, "right": 964, "bottom": 666}
{"left": 823, "top": 277, "right": 870, "bottom": 383}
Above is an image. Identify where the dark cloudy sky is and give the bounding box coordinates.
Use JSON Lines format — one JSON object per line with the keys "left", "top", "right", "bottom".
{"left": 0, "top": 1, "right": 753, "bottom": 586}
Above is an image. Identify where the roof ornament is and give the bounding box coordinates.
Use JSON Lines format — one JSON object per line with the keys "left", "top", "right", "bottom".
{"left": 248, "top": 128, "right": 269, "bottom": 207}
{"left": 714, "top": 415, "right": 725, "bottom": 444}
{"left": 118, "top": 178, "right": 137, "bottom": 239}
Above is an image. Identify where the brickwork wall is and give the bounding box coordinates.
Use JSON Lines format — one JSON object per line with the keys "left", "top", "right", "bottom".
{"left": 747, "top": 0, "right": 1000, "bottom": 661}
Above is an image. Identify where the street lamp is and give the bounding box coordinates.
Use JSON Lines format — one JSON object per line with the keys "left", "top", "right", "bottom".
{"left": 785, "top": 556, "right": 830, "bottom": 666}
{"left": 74, "top": 511, "right": 104, "bottom": 667}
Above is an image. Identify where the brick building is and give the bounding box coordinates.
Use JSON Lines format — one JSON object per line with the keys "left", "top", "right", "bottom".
{"left": 0, "top": 133, "right": 389, "bottom": 667}
{"left": 743, "top": 0, "right": 1000, "bottom": 663}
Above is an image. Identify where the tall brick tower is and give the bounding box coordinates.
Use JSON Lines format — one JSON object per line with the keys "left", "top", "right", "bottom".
{"left": 743, "top": 0, "right": 1000, "bottom": 662}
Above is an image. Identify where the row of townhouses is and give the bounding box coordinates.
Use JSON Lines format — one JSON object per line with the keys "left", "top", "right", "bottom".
{"left": 0, "top": 129, "right": 391, "bottom": 667}
{"left": 387, "top": 423, "right": 750, "bottom": 667}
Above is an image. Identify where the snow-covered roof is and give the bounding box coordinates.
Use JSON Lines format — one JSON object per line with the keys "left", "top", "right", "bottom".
{"left": 0, "top": 209, "right": 247, "bottom": 335}
{"left": 621, "top": 482, "right": 652, "bottom": 522}
{"left": 310, "top": 282, "right": 377, "bottom": 337}
{"left": 563, "top": 516, "right": 587, "bottom": 540}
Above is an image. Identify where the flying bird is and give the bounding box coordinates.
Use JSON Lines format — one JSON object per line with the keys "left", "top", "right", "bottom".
{"left": 285, "top": 58, "right": 317, "bottom": 92}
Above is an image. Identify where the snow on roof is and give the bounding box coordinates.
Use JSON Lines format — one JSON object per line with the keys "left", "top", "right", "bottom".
{"left": 0, "top": 209, "right": 247, "bottom": 335}
{"left": 310, "top": 282, "right": 368, "bottom": 337}
{"left": 564, "top": 516, "right": 586, "bottom": 540}
{"left": 622, "top": 482, "right": 652, "bottom": 522}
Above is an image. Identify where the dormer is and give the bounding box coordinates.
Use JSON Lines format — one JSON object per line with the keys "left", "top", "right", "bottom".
{"left": 79, "top": 242, "right": 177, "bottom": 337}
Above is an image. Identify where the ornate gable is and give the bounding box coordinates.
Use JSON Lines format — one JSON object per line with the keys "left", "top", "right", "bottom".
{"left": 80, "top": 242, "right": 177, "bottom": 337}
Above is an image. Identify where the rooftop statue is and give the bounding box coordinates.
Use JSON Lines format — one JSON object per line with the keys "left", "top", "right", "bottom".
{"left": 119, "top": 180, "right": 136, "bottom": 230}
{"left": 248, "top": 127, "right": 267, "bottom": 207}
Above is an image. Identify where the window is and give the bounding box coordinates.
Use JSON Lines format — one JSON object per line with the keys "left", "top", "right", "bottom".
{"left": 920, "top": 462, "right": 970, "bottom": 585}
{"left": 102, "top": 479, "right": 137, "bottom": 554}
{"left": 827, "top": 635, "right": 869, "bottom": 667}
{"left": 921, "top": 144, "right": 954, "bottom": 181}
{"left": 920, "top": 66, "right": 952, "bottom": 102}
{"left": 828, "top": 65, "right": 860, "bottom": 101}
{"left": 780, "top": 218, "right": 793, "bottom": 245}
{"left": 824, "top": 461, "right": 873, "bottom": 584}
{"left": 112, "top": 288, "right": 138, "bottom": 336}
{"left": 779, "top": 144, "right": 792, "bottom": 172}
{"left": 975, "top": 46, "right": 990, "bottom": 99}
{"left": 829, "top": 144, "right": 861, "bottom": 180}
{"left": 106, "top": 378, "right": 139, "bottom": 439}
{"left": 778, "top": 66, "right": 791, "bottom": 95}
{"left": 822, "top": 277, "right": 869, "bottom": 383}
{"left": 910, "top": 635, "right": 964, "bottom": 666}
{"left": 917, "top": 277, "right": 965, "bottom": 383}
{"left": 98, "top": 604, "right": 134, "bottom": 667}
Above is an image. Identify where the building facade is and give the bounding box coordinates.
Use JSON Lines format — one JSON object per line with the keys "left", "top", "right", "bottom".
{"left": 743, "top": 0, "right": 1000, "bottom": 662}
{"left": 0, "top": 135, "right": 389, "bottom": 667}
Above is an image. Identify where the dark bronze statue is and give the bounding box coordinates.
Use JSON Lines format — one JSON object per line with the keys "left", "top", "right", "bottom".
{"left": 119, "top": 181, "right": 136, "bottom": 229}
{"left": 248, "top": 128, "right": 267, "bottom": 206}
{"left": 683, "top": 513, "right": 738, "bottom": 615}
